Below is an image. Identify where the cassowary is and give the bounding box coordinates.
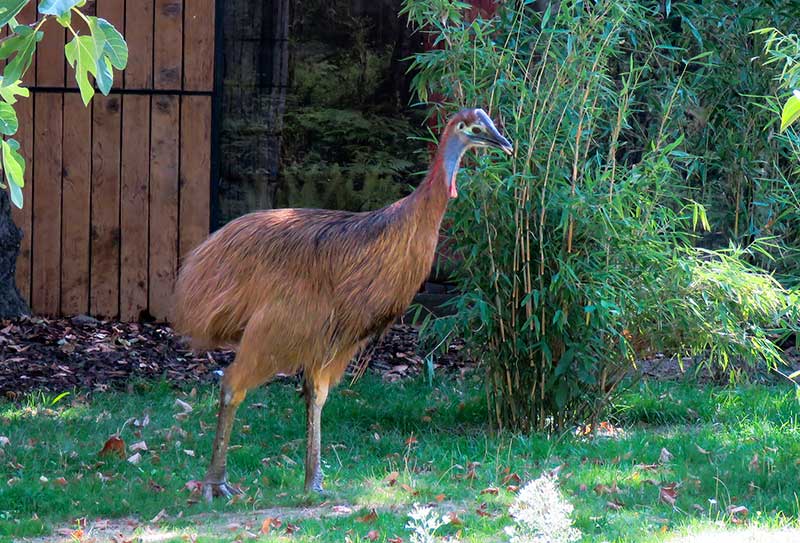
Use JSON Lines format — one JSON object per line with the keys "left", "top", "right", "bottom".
{"left": 174, "top": 108, "right": 512, "bottom": 500}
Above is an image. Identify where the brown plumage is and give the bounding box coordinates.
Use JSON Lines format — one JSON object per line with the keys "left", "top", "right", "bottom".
{"left": 174, "top": 108, "right": 512, "bottom": 500}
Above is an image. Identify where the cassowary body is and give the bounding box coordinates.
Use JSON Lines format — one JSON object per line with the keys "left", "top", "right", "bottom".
{"left": 175, "top": 108, "right": 512, "bottom": 500}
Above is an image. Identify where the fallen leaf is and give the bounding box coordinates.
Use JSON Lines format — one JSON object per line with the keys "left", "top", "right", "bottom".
{"left": 0, "top": 436, "right": 9, "bottom": 447}
{"left": 480, "top": 486, "right": 499, "bottom": 495}
{"left": 366, "top": 530, "right": 380, "bottom": 541}
{"left": 727, "top": 505, "right": 748, "bottom": 515}
{"left": 435, "top": 494, "right": 446, "bottom": 502}
{"left": 447, "top": 512, "right": 464, "bottom": 526}
{"left": 659, "top": 448, "right": 674, "bottom": 463}
{"left": 401, "top": 483, "right": 419, "bottom": 495}
{"left": 127, "top": 452, "right": 142, "bottom": 465}
{"left": 285, "top": 522, "right": 300, "bottom": 534}
{"left": 692, "top": 503, "right": 706, "bottom": 513}
{"left": 54, "top": 477, "right": 68, "bottom": 487}
{"left": 184, "top": 480, "right": 203, "bottom": 493}
{"left": 174, "top": 398, "right": 193, "bottom": 413}
{"left": 502, "top": 472, "right": 521, "bottom": 485}
{"left": 594, "top": 482, "right": 619, "bottom": 495}
{"left": 385, "top": 471, "right": 399, "bottom": 487}
{"left": 476, "top": 503, "right": 491, "bottom": 517}
{"left": 606, "top": 500, "right": 624, "bottom": 511}
{"left": 404, "top": 434, "right": 418, "bottom": 446}
{"left": 260, "top": 517, "right": 282, "bottom": 534}
{"left": 129, "top": 441, "right": 148, "bottom": 452}
{"left": 387, "top": 537, "right": 403, "bottom": 543}
{"left": 39, "top": 475, "right": 48, "bottom": 483}
{"left": 99, "top": 436, "right": 126, "bottom": 459}
{"left": 150, "top": 509, "right": 167, "bottom": 523}
{"left": 332, "top": 505, "right": 353, "bottom": 514}
{"left": 635, "top": 463, "right": 660, "bottom": 471}
{"left": 356, "top": 509, "right": 378, "bottom": 523}
{"left": 749, "top": 453, "right": 759, "bottom": 471}
{"left": 659, "top": 483, "right": 678, "bottom": 506}
{"left": 183, "top": 449, "right": 195, "bottom": 457}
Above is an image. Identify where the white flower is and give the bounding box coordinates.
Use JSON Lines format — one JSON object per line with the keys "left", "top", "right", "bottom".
{"left": 406, "top": 504, "right": 450, "bottom": 543}
{"left": 505, "top": 473, "right": 581, "bottom": 543}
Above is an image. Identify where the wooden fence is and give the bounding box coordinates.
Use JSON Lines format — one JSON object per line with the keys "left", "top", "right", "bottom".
{"left": 9, "top": 0, "right": 216, "bottom": 322}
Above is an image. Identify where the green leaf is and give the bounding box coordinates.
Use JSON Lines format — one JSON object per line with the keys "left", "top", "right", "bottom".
{"left": 95, "top": 17, "right": 127, "bottom": 70}
{"left": 0, "top": 76, "right": 28, "bottom": 104}
{"left": 0, "top": 100, "right": 18, "bottom": 135}
{"left": 0, "top": 0, "right": 28, "bottom": 27}
{"left": 56, "top": 10, "right": 71, "bottom": 27}
{"left": 8, "top": 177, "right": 22, "bottom": 207}
{"left": 2, "top": 26, "right": 43, "bottom": 85}
{"left": 2, "top": 138, "right": 25, "bottom": 188}
{"left": 95, "top": 55, "right": 112, "bottom": 95}
{"left": 780, "top": 92, "right": 800, "bottom": 133}
{"left": 65, "top": 34, "right": 96, "bottom": 105}
{"left": 37, "top": 0, "right": 82, "bottom": 17}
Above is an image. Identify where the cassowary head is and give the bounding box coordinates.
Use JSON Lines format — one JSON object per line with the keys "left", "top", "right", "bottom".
{"left": 439, "top": 108, "right": 513, "bottom": 198}
{"left": 448, "top": 108, "right": 513, "bottom": 155}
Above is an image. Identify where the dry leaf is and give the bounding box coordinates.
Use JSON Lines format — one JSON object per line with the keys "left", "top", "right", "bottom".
{"left": 606, "top": 500, "right": 624, "bottom": 511}
{"left": 502, "top": 472, "right": 521, "bottom": 485}
{"left": 356, "top": 509, "right": 378, "bottom": 523}
{"left": 260, "top": 517, "right": 282, "bottom": 534}
{"left": 727, "top": 505, "right": 748, "bottom": 515}
{"left": 54, "top": 477, "right": 68, "bottom": 487}
{"left": 476, "top": 503, "right": 491, "bottom": 517}
{"left": 401, "top": 483, "right": 419, "bottom": 495}
{"left": 659, "top": 448, "right": 674, "bottom": 463}
{"left": 385, "top": 471, "right": 399, "bottom": 487}
{"left": 127, "top": 452, "right": 142, "bottom": 465}
{"left": 99, "top": 436, "right": 126, "bottom": 458}
{"left": 129, "top": 441, "right": 148, "bottom": 452}
{"left": 150, "top": 509, "right": 167, "bottom": 523}
{"left": 692, "top": 503, "right": 705, "bottom": 513}
{"left": 387, "top": 537, "right": 403, "bottom": 543}
{"left": 285, "top": 522, "right": 300, "bottom": 534}
{"left": 332, "top": 505, "right": 353, "bottom": 514}
{"left": 0, "top": 436, "right": 9, "bottom": 447}
{"left": 404, "top": 435, "right": 418, "bottom": 446}
{"left": 183, "top": 449, "right": 195, "bottom": 457}
{"left": 174, "top": 399, "right": 193, "bottom": 413}
{"left": 184, "top": 480, "right": 203, "bottom": 493}
{"left": 480, "top": 486, "right": 499, "bottom": 495}
{"left": 366, "top": 530, "right": 380, "bottom": 541}
{"left": 435, "top": 494, "right": 446, "bottom": 502}
{"left": 659, "top": 483, "right": 678, "bottom": 506}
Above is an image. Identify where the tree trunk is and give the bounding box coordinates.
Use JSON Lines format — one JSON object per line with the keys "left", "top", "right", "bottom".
{"left": 0, "top": 191, "right": 29, "bottom": 318}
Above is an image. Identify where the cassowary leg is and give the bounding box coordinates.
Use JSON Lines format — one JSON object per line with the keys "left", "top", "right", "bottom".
{"left": 203, "top": 382, "right": 246, "bottom": 501}
{"left": 303, "top": 373, "right": 330, "bottom": 493}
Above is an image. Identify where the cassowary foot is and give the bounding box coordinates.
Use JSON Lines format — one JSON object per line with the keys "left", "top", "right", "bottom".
{"left": 202, "top": 479, "right": 243, "bottom": 502}
{"left": 304, "top": 471, "right": 324, "bottom": 494}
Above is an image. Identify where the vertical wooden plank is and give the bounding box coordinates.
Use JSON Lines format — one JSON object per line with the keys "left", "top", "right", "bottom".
{"left": 91, "top": 95, "right": 121, "bottom": 318}
{"left": 149, "top": 95, "right": 179, "bottom": 321}
{"left": 31, "top": 93, "right": 63, "bottom": 316}
{"left": 35, "top": 18, "right": 65, "bottom": 87}
{"left": 154, "top": 0, "right": 183, "bottom": 90}
{"left": 183, "top": 0, "right": 214, "bottom": 91}
{"left": 179, "top": 95, "right": 210, "bottom": 258}
{"left": 120, "top": 95, "right": 150, "bottom": 321}
{"left": 96, "top": 0, "right": 125, "bottom": 90}
{"left": 11, "top": 98, "right": 33, "bottom": 306}
{"left": 61, "top": 95, "right": 92, "bottom": 315}
{"left": 124, "top": 0, "right": 154, "bottom": 89}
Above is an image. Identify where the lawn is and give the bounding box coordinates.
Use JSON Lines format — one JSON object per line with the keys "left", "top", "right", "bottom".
{"left": 1, "top": 374, "right": 799, "bottom": 542}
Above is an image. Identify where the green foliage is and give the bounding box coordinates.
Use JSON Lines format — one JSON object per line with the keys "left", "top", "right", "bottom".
{"left": 0, "top": 0, "right": 127, "bottom": 208}
{"left": 405, "top": 0, "right": 799, "bottom": 431}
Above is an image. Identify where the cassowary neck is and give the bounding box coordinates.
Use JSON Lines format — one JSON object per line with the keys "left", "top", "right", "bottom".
{"left": 402, "top": 131, "right": 467, "bottom": 229}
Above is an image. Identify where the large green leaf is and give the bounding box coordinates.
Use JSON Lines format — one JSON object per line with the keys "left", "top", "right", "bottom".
{"left": 2, "top": 138, "right": 24, "bottom": 188}
{"left": 0, "top": 100, "right": 18, "bottom": 135}
{"left": 95, "top": 55, "right": 112, "bottom": 95}
{"left": 0, "top": 0, "right": 28, "bottom": 27}
{"left": 38, "top": 0, "right": 83, "bottom": 17}
{"left": 65, "top": 34, "right": 97, "bottom": 104}
{"left": 92, "top": 17, "right": 127, "bottom": 70}
{"left": 1, "top": 25, "right": 43, "bottom": 85}
{"left": 780, "top": 91, "right": 800, "bottom": 133}
{"left": 0, "top": 76, "right": 28, "bottom": 104}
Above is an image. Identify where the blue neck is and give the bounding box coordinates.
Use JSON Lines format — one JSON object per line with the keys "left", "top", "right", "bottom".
{"left": 441, "top": 136, "right": 467, "bottom": 190}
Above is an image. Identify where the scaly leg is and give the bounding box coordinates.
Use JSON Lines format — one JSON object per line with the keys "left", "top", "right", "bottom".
{"left": 303, "top": 374, "right": 330, "bottom": 493}
{"left": 203, "top": 384, "right": 246, "bottom": 501}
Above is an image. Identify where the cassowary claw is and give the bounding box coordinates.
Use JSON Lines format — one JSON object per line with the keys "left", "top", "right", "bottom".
{"left": 202, "top": 480, "right": 242, "bottom": 502}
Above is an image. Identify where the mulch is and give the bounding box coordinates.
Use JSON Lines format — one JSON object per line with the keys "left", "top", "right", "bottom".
{"left": 0, "top": 316, "right": 473, "bottom": 398}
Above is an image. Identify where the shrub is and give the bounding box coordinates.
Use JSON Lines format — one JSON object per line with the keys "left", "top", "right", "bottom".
{"left": 404, "top": 0, "right": 798, "bottom": 431}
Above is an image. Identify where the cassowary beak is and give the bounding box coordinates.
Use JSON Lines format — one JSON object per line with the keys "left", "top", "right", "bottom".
{"left": 474, "top": 109, "right": 513, "bottom": 155}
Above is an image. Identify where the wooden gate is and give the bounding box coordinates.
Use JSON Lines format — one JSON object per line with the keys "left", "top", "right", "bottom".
{"left": 10, "top": 0, "right": 216, "bottom": 322}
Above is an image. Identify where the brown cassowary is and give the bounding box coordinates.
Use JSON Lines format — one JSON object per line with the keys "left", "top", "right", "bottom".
{"left": 174, "top": 108, "right": 512, "bottom": 500}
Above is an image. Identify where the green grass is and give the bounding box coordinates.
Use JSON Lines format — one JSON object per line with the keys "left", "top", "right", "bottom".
{"left": 0, "top": 375, "right": 799, "bottom": 542}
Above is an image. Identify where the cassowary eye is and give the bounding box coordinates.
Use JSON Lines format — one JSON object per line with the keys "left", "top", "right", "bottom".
{"left": 471, "top": 126, "right": 482, "bottom": 134}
